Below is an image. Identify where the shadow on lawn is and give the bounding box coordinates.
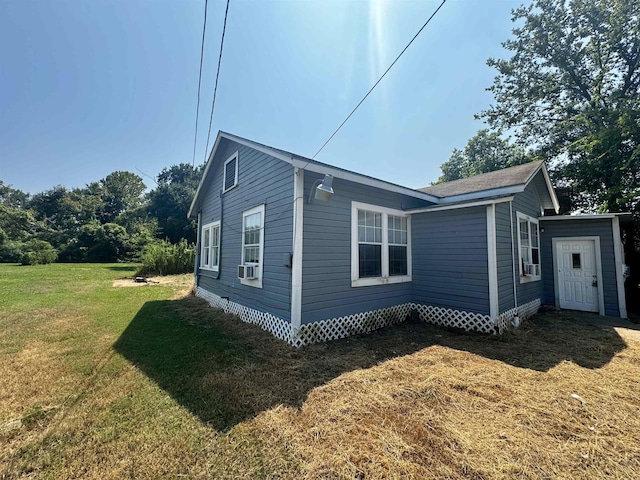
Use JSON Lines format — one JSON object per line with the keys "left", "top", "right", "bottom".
{"left": 105, "top": 265, "right": 137, "bottom": 272}
{"left": 114, "top": 296, "right": 627, "bottom": 431}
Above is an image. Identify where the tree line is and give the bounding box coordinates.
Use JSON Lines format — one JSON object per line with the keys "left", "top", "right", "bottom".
{"left": 438, "top": 0, "right": 638, "bottom": 219}
{"left": 0, "top": 164, "right": 202, "bottom": 265}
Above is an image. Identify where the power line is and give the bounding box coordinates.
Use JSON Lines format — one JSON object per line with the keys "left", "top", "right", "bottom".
{"left": 311, "top": 0, "right": 448, "bottom": 160}
{"left": 192, "top": 0, "right": 209, "bottom": 167}
{"left": 203, "top": 0, "right": 231, "bottom": 165}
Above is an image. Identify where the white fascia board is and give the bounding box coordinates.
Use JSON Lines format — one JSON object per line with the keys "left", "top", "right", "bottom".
{"left": 539, "top": 214, "right": 631, "bottom": 221}
{"left": 188, "top": 132, "right": 226, "bottom": 218}
{"left": 292, "top": 158, "right": 440, "bottom": 203}
{"left": 433, "top": 186, "right": 524, "bottom": 205}
{"left": 406, "top": 196, "right": 514, "bottom": 214}
{"left": 215, "top": 132, "right": 441, "bottom": 203}
{"left": 539, "top": 163, "right": 560, "bottom": 213}
{"left": 219, "top": 131, "right": 295, "bottom": 164}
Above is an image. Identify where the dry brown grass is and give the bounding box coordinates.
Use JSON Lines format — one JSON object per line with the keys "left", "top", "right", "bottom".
{"left": 2, "top": 264, "right": 640, "bottom": 479}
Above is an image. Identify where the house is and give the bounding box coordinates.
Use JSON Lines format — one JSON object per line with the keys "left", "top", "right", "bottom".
{"left": 188, "top": 131, "right": 629, "bottom": 347}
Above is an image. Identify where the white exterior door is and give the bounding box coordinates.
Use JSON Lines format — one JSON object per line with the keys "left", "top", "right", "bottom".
{"left": 556, "top": 240, "right": 599, "bottom": 312}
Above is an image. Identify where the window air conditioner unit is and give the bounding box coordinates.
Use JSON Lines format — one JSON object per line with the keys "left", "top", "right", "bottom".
{"left": 524, "top": 263, "right": 537, "bottom": 276}
{"left": 238, "top": 263, "right": 259, "bottom": 280}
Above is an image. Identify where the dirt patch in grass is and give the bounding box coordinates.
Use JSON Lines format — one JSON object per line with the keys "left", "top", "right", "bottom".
{"left": 112, "top": 274, "right": 194, "bottom": 299}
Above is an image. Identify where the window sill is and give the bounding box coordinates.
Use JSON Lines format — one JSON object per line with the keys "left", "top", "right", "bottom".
{"left": 352, "top": 275, "right": 411, "bottom": 288}
{"left": 519, "top": 275, "right": 541, "bottom": 284}
{"left": 200, "top": 266, "right": 219, "bottom": 272}
{"left": 223, "top": 184, "right": 238, "bottom": 194}
{"left": 240, "top": 278, "right": 263, "bottom": 289}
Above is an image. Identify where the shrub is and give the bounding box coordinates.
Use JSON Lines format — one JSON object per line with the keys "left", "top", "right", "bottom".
{"left": 20, "top": 239, "right": 58, "bottom": 265}
{"left": 137, "top": 239, "right": 195, "bottom": 276}
{"left": 0, "top": 240, "right": 24, "bottom": 263}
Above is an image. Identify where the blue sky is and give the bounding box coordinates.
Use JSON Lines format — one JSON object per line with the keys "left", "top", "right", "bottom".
{"left": 0, "top": 0, "right": 523, "bottom": 194}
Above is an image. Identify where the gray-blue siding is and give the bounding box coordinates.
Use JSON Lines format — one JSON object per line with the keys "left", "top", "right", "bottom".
{"left": 512, "top": 178, "right": 544, "bottom": 305}
{"left": 197, "top": 138, "right": 294, "bottom": 321}
{"left": 495, "top": 202, "right": 515, "bottom": 313}
{"left": 412, "top": 206, "right": 490, "bottom": 315}
{"left": 300, "top": 173, "right": 432, "bottom": 324}
{"left": 540, "top": 218, "right": 620, "bottom": 317}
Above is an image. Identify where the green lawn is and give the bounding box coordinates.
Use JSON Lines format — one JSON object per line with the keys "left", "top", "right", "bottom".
{"left": 1, "top": 263, "right": 639, "bottom": 479}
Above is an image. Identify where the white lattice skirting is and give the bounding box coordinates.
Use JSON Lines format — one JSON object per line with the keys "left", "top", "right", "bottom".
{"left": 196, "top": 287, "right": 293, "bottom": 342}
{"left": 496, "top": 298, "right": 542, "bottom": 333}
{"left": 196, "top": 287, "right": 542, "bottom": 346}
{"left": 291, "top": 303, "right": 412, "bottom": 348}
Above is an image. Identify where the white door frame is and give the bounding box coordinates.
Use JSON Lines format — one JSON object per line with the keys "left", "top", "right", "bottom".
{"left": 552, "top": 236, "right": 605, "bottom": 316}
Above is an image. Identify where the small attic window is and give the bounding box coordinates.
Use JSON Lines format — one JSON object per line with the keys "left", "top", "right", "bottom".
{"left": 223, "top": 152, "right": 238, "bottom": 192}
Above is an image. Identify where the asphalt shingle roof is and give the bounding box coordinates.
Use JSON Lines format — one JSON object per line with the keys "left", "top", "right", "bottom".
{"left": 418, "top": 161, "right": 544, "bottom": 198}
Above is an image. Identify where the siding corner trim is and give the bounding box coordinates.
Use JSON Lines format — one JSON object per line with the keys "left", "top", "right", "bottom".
{"left": 291, "top": 167, "right": 304, "bottom": 329}
{"left": 487, "top": 204, "right": 498, "bottom": 322}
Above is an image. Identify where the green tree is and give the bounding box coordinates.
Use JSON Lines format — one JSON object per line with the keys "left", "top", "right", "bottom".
{"left": 28, "top": 186, "right": 97, "bottom": 247}
{"left": 438, "top": 129, "right": 532, "bottom": 183}
{"left": 60, "top": 222, "right": 131, "bottom": 262}
{"left": 0, "top": 181, "right": 29, "bottom": 208}
{"left": 147, "top": 163, "right": 203, "bottom": 243}
{"left": 480, "top": 0, "right": 640, "bottom": 213}
{"left": 95, "top": 171, "right": 146, "bottom": 223}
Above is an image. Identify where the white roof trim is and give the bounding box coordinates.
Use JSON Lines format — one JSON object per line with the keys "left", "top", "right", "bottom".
{"left": 189, "top": 132, "right": 561, "bottom": 218}
{"left": 188, "top": 134, "right": 224, "bottom": 218}
{"left": 406, "top": 196, "right": 514, "bottom": 214}
{"left": 526, "top": 162, "right": 560, "bottom": 213}
{"left": 189, "top": 131, "right": 440, "bottom": 217}
{"left": 431, "top": 162, "right": 560, "bottom": 213}
{"left": 436, "top": 186, "right": 524, "bottom": 205}
{"left": 539, "top": 213, "right": 631, "bottom": 221}
{"left": 290, "top": 158, "right": 439, "bottom": 202}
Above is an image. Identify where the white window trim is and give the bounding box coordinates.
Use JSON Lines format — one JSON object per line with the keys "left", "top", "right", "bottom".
{"left": 351, "top": 201, "right": 412, "bottom": 287}
{"left": 200, "top": 221, "right": 220, "bottom": 271}
{"left": 241, "top": 204, "right": 265, "bottom": 288}
{"left": 222, "top": 151, "right": 239, "bottom": 193}
{"left": 516, "top": 212, "right": 541, "bottom": 283}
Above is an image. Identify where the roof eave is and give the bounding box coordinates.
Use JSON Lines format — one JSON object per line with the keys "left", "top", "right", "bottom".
{"left": 525, "top": 162, "right": 560, "bottom": 214}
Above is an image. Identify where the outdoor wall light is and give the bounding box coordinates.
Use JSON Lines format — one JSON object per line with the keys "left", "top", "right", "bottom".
{"left": 308, "top": 174, "right": 334, "bottom": 203}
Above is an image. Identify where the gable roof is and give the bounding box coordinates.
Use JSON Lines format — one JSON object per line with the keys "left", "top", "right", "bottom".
{"left": 188, "top": 131, "right": 441, "bottom": 217}
{"left": 418, "top": 161, "right": 559, "bottom": 212}
{"left": 189, "top": 132, "right": 560, "bottom": 218}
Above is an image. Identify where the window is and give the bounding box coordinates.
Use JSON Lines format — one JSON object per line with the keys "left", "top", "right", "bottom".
{"left": 517, "top": 212, "right": 540, "bottom": 282}
{"left": 200, "top": 221, "right": 220, "bottom": 271}
{"left": 241, "top": 204, "right": 265, "bottom": 287}
{"left": 572, "top": 253, "right": 581, "bottom": 269}
{"left": 351, "top": 202, "right": 411, "bottom": 287}
{"left": 223, "top": 152, "right": 238, "bottom": 192}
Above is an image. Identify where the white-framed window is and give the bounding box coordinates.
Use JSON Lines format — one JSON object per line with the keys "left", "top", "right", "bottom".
{"left": 223, "top": 152, "right": 239, "bottom": 192}
{"left": 351, "top": 201, "right": 411, "bottom": 287}
{"left": 240, "top": 204, "right": 265, "bottom": 288}
{"left": 517, "top": 212, "right": 540, "bottom": 282}
{"left": 200, "top": 221, "right": 220, "bottom": 271}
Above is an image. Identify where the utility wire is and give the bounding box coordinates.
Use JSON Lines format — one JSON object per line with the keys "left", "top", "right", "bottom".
{"left": 192, "top": 0, "right": 209, "bottom": 167}
{"left": 203, "top": 0, "right": 231, "bottom": 165}
{"left": 311, "top": 0, "right": 447, "bottom": 160}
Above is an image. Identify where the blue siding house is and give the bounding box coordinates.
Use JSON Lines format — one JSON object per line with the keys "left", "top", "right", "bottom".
{"left": 188, "top": 131, "right": 629, "bottom": 346}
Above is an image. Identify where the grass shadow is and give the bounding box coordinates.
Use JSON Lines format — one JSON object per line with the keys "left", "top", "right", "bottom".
{"left": 105, "top": 265, "right": 138, "bottom": 272}
{"left": 114, "top": 296, "right": 627, "bottom": 431}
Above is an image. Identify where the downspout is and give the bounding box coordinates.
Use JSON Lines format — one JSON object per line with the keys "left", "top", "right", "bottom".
{"left": 510, "top": 200, "right": 520, "bottom": 326}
